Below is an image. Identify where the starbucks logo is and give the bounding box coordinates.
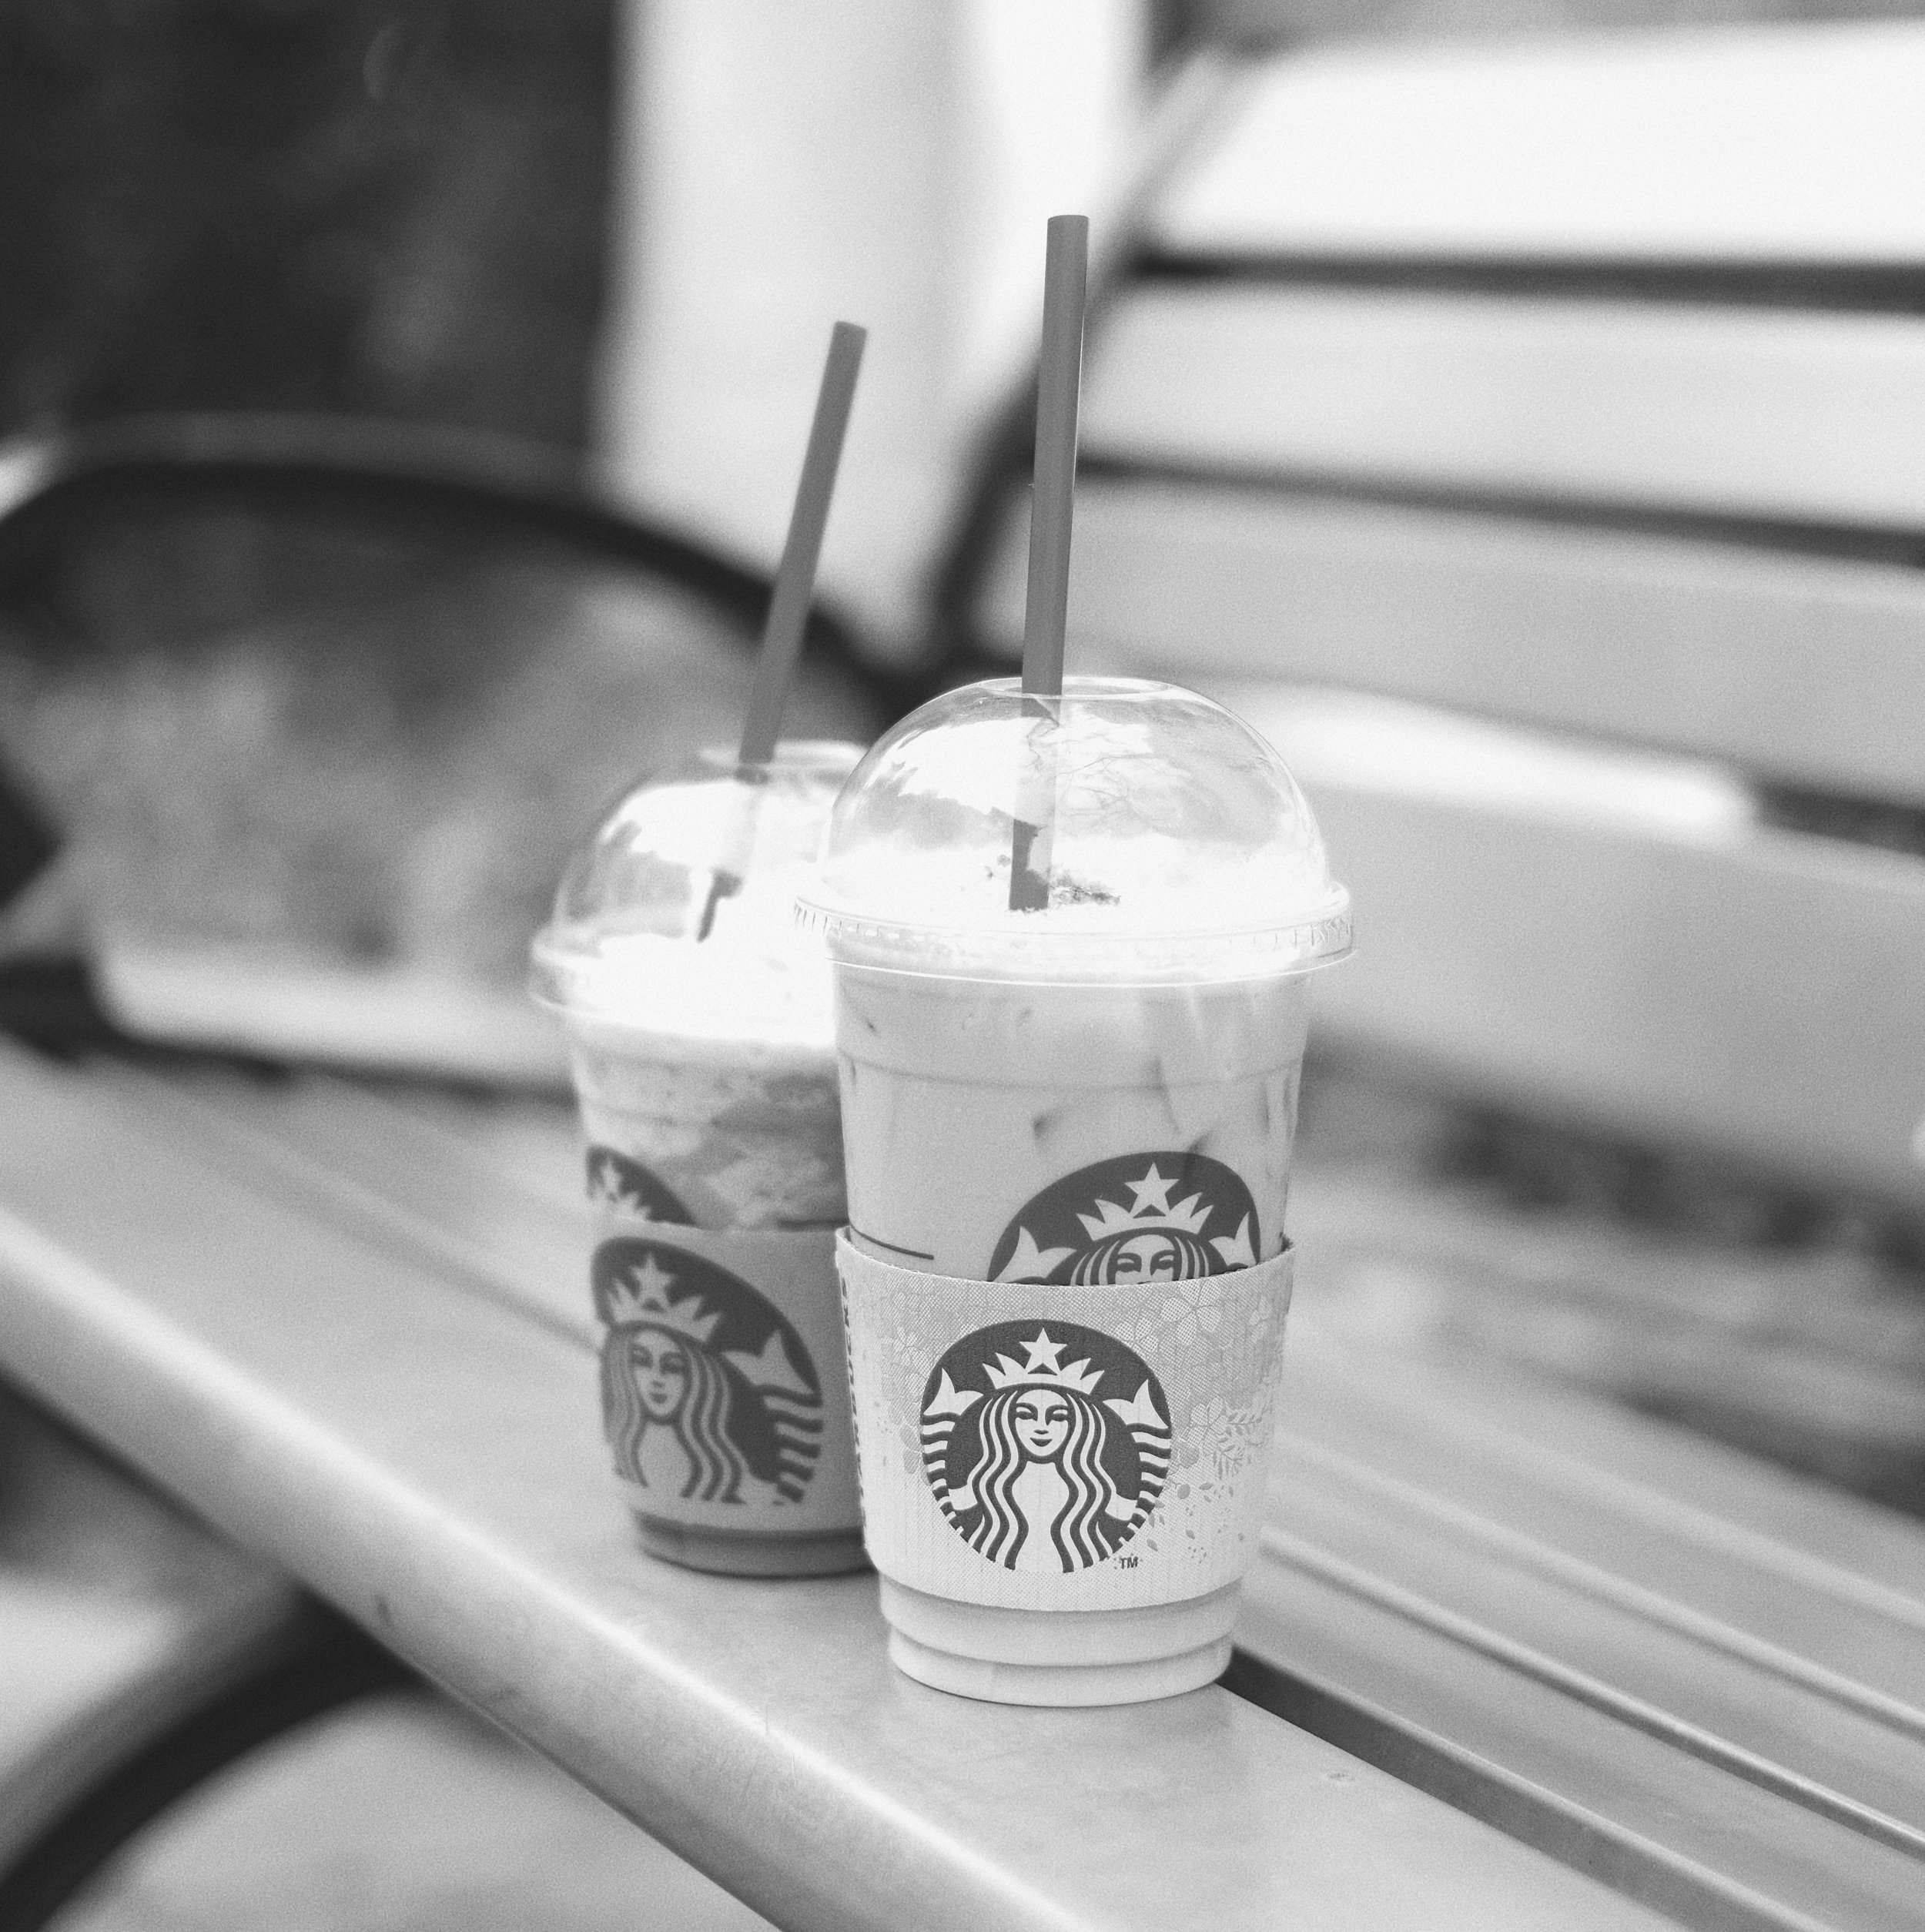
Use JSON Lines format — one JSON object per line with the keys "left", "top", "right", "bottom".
{"left": 989, "top": 1153, "right": 1260, "bottom": 1285}
{"left": 593, "top": 1239, "right": 822, "bottom": 1507}
{"left": 588, "top": 1146, "right": 693, "bottom": 1225}
{"left": 921, "top": 1321, "right": 1170, "bottom": 1572}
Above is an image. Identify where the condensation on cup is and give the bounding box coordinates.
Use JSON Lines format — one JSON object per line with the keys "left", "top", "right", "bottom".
{"left": 801, "top": 678, "right": 1351, "bottom": 1703}
{"left": 531, "top": 740, "right": 869, "bottom": 1577}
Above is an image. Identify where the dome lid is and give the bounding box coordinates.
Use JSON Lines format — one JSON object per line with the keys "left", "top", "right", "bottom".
{"left": 531, "top": 739, "right": 863, "bottom": 1041}
{"left": 798, "top": 678, "right": 1349, "bottom": 982}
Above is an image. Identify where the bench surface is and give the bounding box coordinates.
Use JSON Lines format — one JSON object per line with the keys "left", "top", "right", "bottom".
{"left": 5, "top": 1043, "right": 1925, "bottom": 1930}
{"left": 0, "top": 1043, "right": 1672, "bottom": 1932}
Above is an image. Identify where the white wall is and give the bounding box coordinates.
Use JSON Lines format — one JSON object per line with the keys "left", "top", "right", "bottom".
{"left": 596, "top": 0, "right": 1147, "bottom": 652}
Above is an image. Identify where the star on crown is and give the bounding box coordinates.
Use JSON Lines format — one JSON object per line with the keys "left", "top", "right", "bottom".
{"left": 588, "top": 1150, "right": 647, "bottom": 1211}
{"left": 1075, "top": 1164, "right": 1214, "bottom": 1241}
{"left": 604, "top": 1254, "right": 721, "bottom": 1343}
{"left": 982, "top": 1328, "right": 1105, "bottom": 1394}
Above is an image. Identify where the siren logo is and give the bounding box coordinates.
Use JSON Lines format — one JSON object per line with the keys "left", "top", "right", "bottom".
{"left": 989, "top": 1153, "right": 1260, "bottom": 1285}
{"left": 593, "top": 1239, "right": 822, "bottom": 1506}
{"left": 921, "top": 1321, "right": 1170, "bottom": 1572}
{"left": 587, "top": 1146, "right": 693, "bottom": 1225}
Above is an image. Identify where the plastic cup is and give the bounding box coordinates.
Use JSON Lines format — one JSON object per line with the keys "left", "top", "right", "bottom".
{"left": 532, "top": 740, "right": 868, "bottom": 1576}
{"left": 799, "top": 678, "right": 1349, "bottom": 1701}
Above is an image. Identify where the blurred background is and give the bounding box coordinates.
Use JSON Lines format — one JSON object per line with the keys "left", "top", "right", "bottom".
{"left": 4, "top": 1, "right": 1925, "bottom": 1926}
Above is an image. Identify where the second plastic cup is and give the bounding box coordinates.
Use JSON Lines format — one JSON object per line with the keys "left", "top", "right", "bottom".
{"left": 533, "top": 740, "right": 867, "bottom": 1577}
{"left": 802, "top": 678, "right": 1349, "bottom": 1701}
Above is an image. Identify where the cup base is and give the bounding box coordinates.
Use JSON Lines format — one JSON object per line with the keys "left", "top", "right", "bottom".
{"left": 887, "top": 1628, "right": 1232, "bottom": 1706}
{"left": 632, "top": 1511, "right": 869, "bottom": 1579}
{"left": 877, "top": 1577, "right": 1240, "bottom": 1706}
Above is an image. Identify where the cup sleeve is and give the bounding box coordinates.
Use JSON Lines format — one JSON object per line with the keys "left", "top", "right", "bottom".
{"left": 836, "top": 1235, "right": 1294, "bottom": 1612}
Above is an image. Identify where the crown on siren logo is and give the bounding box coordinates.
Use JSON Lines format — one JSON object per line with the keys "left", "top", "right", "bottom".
{"left": 990, "top": 1154, "right": 1262, "bottom": 1285}
{"left": 1075, "top": 1164, "right": 1216, "bottom": 1242}
{"left": 979, "top": 1328, "right": 1105, "bottom": 1395}
{"left": 602, "top": 1254, "right": 722, "bottom": 1344}
{"left": 584, "top": 1146, "right": 695, "bottom": 1226}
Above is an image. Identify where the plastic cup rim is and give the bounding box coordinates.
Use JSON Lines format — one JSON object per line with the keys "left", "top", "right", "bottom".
{"left": 792, "top": 892, "right": 1353, "bottom": 986}
{"left": 685, "top": 737, "right": 869, "bottom": 778}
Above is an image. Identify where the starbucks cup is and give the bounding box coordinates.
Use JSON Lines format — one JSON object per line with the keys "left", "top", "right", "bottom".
{"left": 532, "top": 741, "right": 868, "bottom": 1577}
{"left": 799, "top": 678, "right": 1350, "bottom": 1701}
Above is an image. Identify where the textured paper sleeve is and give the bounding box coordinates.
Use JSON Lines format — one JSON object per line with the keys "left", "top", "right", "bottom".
{"left": 837, "top": 1236, "right": 1294, "bottom": 1612}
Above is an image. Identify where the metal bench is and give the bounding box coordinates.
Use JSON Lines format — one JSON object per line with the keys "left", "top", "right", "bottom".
{"left": 2, "top": 1043, "right": 1922, "bottom": 1929}
{"left": 0, "top": 1043, "right": 1672, "bottom": 1932}
{"left": 6, "top": 15, "right": 1925, "bottom": 1930}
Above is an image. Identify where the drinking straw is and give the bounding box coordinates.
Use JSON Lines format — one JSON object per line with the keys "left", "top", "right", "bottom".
{"left": 697, "top": 320, "right": 867, "bottom": 939}
{"left": 739, "top": 320, "right": 869, "bottom": 768}
{"left": 1009, "top": 215, "right": 1089, "bottom": 912}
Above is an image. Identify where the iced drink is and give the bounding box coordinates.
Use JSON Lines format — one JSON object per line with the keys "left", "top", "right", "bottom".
{"left": 835, "top": 971, "right": 1307, "bottom": 1281}
{"left": 533, "top": 740, "right": 867, "bottom": 1576}
{"left": 802, "top": 678, "right": 1349, "bottom": 1701}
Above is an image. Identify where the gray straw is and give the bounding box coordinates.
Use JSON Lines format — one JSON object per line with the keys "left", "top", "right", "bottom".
{"left": 696, "top": 320, "right": 866, "bottom": 939}
{"left": 740, "top": 320, "right": 869, "bottom": 768}
{"left": 1009, "top": 216, "right": 1089, "bottom": 912}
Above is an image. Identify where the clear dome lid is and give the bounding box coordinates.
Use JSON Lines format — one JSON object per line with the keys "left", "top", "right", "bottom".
{"left": 797, "top": 678, "right": 1350, "bottom": 982}
{"left": 531, "top": 740, "right": 865, "bottom": 1040}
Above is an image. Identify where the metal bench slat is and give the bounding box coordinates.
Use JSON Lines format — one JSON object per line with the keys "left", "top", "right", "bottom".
{"left": 1246, "top": 1344, "right": 1925, "bottom": 1926}
{"left": 1270, "top": 1463, "right": 1925, "bottom": 1843}
{"left": 1197, "top": 686, "right": 1925, "bottom": 1201}
{"left": 92, "top": 946, "right": 572, "bottom": 1090}
{"left": 1156, "top": 27, "right": 1925, "bottom": 263}
{"left": 1275, "top": 1336, "right": 1925, "bottom": 1729}
{"left": 1286, "top": 1308, "right": 1925, "bottom": 1621}
{"left": 1081, "top": 286, "right": 1925, "bottom": 530}
{"left": 99, "top": 1069, "right": 593, "bottom": 1348}
{"left": 1234, "top": 1554, "right": 1923, "bottom": 1932}
{"left": 1279, "top": 1425, "right": 1925, "bottom": 1746}
{"left": 1285, "top": 1171, "right": 1925, "bottom": 1657}
{"left": 981, "top": 480, "right": 1925, "bottom": 802}
{"left": 0, "top": 1047, "right": 1658, "bottom": 1932}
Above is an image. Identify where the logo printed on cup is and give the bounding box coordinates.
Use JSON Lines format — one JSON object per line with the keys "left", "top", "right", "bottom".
{"left": 989, "top": 1154, "right": 1260, "bottom": 1284}
{"left": 587, "top": 1146, "right": 696, "bottom": 1225}
{"left": 920, "top": 1320, "right": 1171, "bottom": 1573}
{"left": 594, "top": 1238, "right": 825, "bottom": 1507}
